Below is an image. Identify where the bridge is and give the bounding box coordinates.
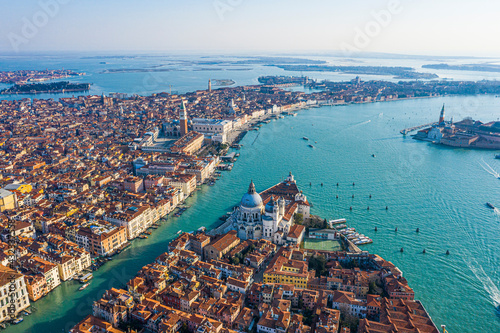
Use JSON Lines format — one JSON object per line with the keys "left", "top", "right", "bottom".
{"left": 400, "top": 122, "right": 437, "bottom": 135}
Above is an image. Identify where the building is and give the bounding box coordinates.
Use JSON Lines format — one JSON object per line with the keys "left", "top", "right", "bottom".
{"left": 0, "top": 265, "right": 30, "bottom": 323}
{"left": 0, "top": 189, "right": 17, "bottom": 212}
{"left": 308, "top": 229, "right": 338, "bottom": 240}
{"left": 104, "top": 205, "right": 153, "bottom": 240}
{"left": 70, "top": 315, "right": 126, "bottom": 333}
{"left": 191, "top": 118, "right": 232, "bottom": 143}
{"left": 331, "top": 290, "right": 367, "bottom": 318}
{"left": 232, "top": 172, "right": 310, "bottom": 245}
{"left": 179, "top": 100, "right": 189, "bottom": 137}
{"left": 168, "top": 174, "right": 197, "bottom": 199}
{"left": 358, "top": 298, "right": 439, "bottom": 333}
{"left": 24, "top": 274, "right": 47, "bottom": 301}
{"left": 18, "top": 254, "right": 61, "bottom": 292}
{"left": 123, "top": 176, "right": 144, "bottom": 193}
{"left": 286, "top": 225, "right": 305, "bottom": 245}
{"left": 170, "top": 132, "right": 204, "bottom": 155}
{"left": 263, "top": 249, "right": 309, "bottom": 288}
{"left": 204, "top": 230, "right": 240, "bottom": 261}
{"left": 75, "top": 220, "right": 128, "bottom": 257}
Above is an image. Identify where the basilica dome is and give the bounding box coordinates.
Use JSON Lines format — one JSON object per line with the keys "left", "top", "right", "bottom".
{"left": 241, "top": 181, "right": 263, "bottom": 208}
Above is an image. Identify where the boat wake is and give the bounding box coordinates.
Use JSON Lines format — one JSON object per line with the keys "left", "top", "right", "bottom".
{"left": 479, "top": 159, "right": 500, "bottom": 178}
{"left": 439, "top": 195, "right": 500, "bottom": 309}
{"left": 464, "top": 256, "right": 500, "bottom": 308}
{"left": 350, "top": 119, "right": 372, "bottom": 128}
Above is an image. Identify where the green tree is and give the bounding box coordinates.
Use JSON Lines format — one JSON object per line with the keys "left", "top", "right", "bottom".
{"left": 231, "top": 256, "right": 240, "bottom": 265}
{"left": 309, "top": 255, "right": 328, "bottom": 277}
{"left": 294, "top": 213, "right": 304, "bottom": 225}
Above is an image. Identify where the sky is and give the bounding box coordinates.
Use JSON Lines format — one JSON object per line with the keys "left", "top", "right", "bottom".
{"left": 0, "top": 0, "right": 499, "bottom": 57}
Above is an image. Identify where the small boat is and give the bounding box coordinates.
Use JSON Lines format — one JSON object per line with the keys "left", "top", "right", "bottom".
{"left": 79, "top": 283, "right": 89, "bottom": 291}
{"left": 495, "top": 154, "right": 500, "bottom": 159}
{"left": 176, "top": 230, "right": 182, "bottom": 235}
{"left": 23, "top": 310, "right": 30, "bottom": 316}
{"left": 12, "top": 317, "right": 23, "bottom": 324}
{"left": 308, "top": 144, "right": 314, "bottom": 148}
{"left": 486, "top": 202, "right": 495, "bottom": 209}
{"left": 0, "top": 323, "right": 6, "bottom": 328}
{"left": 138, "top": 234, "right": 148, "bottom": 239}
{"left": 302, "top": 137, "right": 309, "bottom": 140}
{"left": 372, "top": 154, "right": 376, "bottom": 157}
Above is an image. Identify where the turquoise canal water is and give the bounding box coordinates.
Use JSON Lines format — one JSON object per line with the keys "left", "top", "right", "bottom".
{"left": 9, "top": 95, "right": 500, "bottom": 333}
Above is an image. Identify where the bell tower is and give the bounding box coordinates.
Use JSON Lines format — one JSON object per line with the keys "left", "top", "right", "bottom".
{"left": 438, "top": 104, "right": 445, "bottom": 126}
{"left": 180, "top": 100, "right": 189, "bottom": 137}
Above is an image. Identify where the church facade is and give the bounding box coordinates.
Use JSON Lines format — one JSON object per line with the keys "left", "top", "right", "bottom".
{"left": 230, "top": 172, "right": 310, "bottom": 245}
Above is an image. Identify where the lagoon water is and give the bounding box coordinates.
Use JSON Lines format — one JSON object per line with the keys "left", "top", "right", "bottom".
{"left": 2, "top": 54, "right": 500, "bottom": 332}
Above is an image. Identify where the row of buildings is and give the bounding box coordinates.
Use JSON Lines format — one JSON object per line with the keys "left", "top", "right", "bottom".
{"left": 70, "top": 228, "right": 439, "bottom": 333}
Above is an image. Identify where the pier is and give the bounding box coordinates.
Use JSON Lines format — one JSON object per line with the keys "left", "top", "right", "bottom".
{"left": 400, "top": 122, "right": 437, "bottom": 135}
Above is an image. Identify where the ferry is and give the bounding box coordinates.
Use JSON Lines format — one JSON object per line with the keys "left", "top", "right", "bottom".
{"left": 79, "top": 283, "right": 90, "bottom": 291}
{"left": 486, "top": 202, "right": 495, "bottom": 209}
{"left": 302, "top": 137, "right": 309, "bottom": 140}
{"left": 79, "top": 272, "right": 93, "bottom": 283}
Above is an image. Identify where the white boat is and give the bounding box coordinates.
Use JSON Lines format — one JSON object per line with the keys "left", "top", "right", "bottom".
{"left": 79, "top": 283, "right": 89, "bottom": 291}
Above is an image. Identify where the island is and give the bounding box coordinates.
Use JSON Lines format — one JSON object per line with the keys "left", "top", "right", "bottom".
{"left": 270, "top": 64, "right": 439, "bottom": 79}
{"left": 0, "top": 81, "right": 91, "bottom": 95}
{"left": 412, "top": 105, "right": 500, "bottom": 149}
{"left": 212, "top": 79, "right": 235, "bottom": 86}
{"left": 0, "top": 69, "right": 84, "bottom": 84}
{"left": 423, "top": 63, "right": 500, "bottom": 73}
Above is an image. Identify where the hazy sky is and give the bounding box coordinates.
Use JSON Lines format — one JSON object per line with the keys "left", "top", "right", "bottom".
{"left": 1, "top": 0, "right": 499, "bottom": 56}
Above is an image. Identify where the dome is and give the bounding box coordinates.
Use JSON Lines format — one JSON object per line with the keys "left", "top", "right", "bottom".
{"left": 265, "top": 197, "right": 275, "bottom": 213}
{"left": 241, "top": 181, "right": 263, "bottom": 208}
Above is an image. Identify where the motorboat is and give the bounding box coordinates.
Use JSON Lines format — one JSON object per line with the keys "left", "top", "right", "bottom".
{"left": 79, "top": 283, "right": 90, "bottom": 291}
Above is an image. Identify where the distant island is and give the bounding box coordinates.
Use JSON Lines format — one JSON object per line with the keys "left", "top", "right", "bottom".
{"left": 212, "top": 79, "right": 235, "bottom": 86}
{"left": 271, "top": 64, "right": 439, "bottom": 79}
{"left": 423, "top": 63, "right": 500, "bottom": 73}
{"left": 1, "top": 81, "right": 91, "bottom": 95}
{"left": 0, "top": 69, "right": 84, "bottom": 84}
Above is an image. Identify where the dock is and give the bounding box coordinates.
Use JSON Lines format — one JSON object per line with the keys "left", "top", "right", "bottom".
{"left": 400, "top": 122, "right": 437, "bottom": 135}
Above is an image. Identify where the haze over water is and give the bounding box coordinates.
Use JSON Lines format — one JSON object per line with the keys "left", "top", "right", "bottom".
{"left": 2, "top": 55, "right": 500, "bottom": 332}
